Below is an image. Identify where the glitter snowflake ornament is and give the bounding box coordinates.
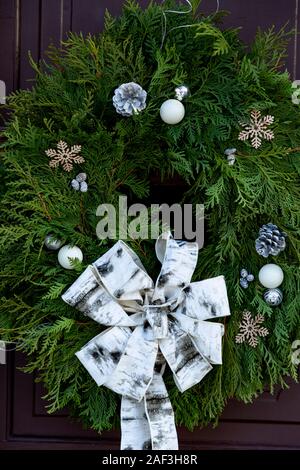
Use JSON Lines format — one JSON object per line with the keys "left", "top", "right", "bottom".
{"left": 235, "top": 310, "right": 269, "bottom": 347}
{"left": 238, "top": 110, "right": 274, "bottom": 149}
{"left": 46, "top": 141, "right": 84, "bottom": 172}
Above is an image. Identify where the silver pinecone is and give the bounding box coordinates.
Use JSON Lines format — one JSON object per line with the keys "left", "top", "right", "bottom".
{"left": 255, "top": 223, "right": 287, "bottom": 258}
{"left": 113, "top": 82, "right": 147, "bottom": 117}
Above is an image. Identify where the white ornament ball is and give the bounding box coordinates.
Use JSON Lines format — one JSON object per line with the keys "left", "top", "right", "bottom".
{"left": 160, "top": 99, "right": 185, "bottom": 125}
{"left": 258, "top": 264, "right": 284, "bottom": 288}
{"left": 58, "top": 245, "right": 83, "bottom": 270}
{"left": 44, "top": 234, "right": 63, "bottom": 251}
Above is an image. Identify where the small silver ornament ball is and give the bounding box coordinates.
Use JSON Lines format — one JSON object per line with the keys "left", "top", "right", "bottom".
{"left": 175, "top": 85, "right": 190, "bottom": 101}
{"left": 44, "top": 234, "right": 63, "bottom": 251}
{"left": 227, "top": 154, "right": 236, "bottom": 166}
{"left": 71, "top": 179, "right": 80, "bottom": 191}
{"left": 160, "top": 99, "right": 185, "bottom": 125}
{"left": 240, "top": 278, "right": 249, "bottom": 289}
{"left": 224, "top": 148, "right": 237, "bottom": 166}
{"left": 224, "top": 148, "right": 237, "bottom": 156}
{"left": 263, "top": 288, "right": 283, "bottom": 307}
{"left": 80, "top": 181, "right": 88, "bottom": 192}
{"left": 76, "top": 173, "right": 87, "bottom": 183}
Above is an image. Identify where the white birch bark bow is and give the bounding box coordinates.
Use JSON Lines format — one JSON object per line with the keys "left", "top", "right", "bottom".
{"left": 62, "top": 232, "right": 231, "bottom": 450}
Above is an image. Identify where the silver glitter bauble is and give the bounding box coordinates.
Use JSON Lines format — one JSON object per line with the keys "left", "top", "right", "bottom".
{"left": 227, "top": 155, "right": 236, "bottom": 165}
{"left": 71, "top": 179, "right": 80, "bottom": 191}
{"left": 113, "top": 82, "right": 147, "bottom": 116}
{"left": 175, "top": 85, "right": 190, "bottom": 101}
{"left": 79, "top": 181, "right": 88, "bottom": 192}
{"left": 263, "top": 288, "right": 283, "bottom": 307}
{"left": 44, "top": 234, "right": 63, "bottom": 251}
{"left": 76, "top": 172, "right": 87, "bottom": 183}
{"left": 224, "top": 148, "right": 237, "bottom": 156}
{"left": 224, "top": 148, "right": 236, "bottom": 166}
{"left": 240, "top": 268, "right": 254, "bottom": 288}
{"left": 71, "top": 173, "right": 88, "bottom": 192}
{"left": 240, "top": 278, "right": 249, "bottom": 289}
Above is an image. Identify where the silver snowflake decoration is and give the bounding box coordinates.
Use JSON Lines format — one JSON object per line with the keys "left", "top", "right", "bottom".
{"left": 238, "top": 110, "right": 274, "bottom": 149}
{"left": 235, "top": 310, "right": 269, "bottom": 347}
{"left": 46, "top": 140, "right": 84, "bottom": 172}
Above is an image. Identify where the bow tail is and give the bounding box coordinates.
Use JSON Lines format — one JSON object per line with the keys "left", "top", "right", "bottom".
{"left": 121, "top": 371, "right": 178, "bottom": 451}
{"left": 145, "top": 371, "right": 178, "bottom": 450}
{"left": 121, "top": 396, "right": 151, "bottom": 450}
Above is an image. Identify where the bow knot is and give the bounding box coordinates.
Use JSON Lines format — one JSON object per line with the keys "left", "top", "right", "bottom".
{"left": 62, "top": 232, "right": 230, "bottom": 450}
{"left": 144, "top": 306, "right": 169, "bottom": 340}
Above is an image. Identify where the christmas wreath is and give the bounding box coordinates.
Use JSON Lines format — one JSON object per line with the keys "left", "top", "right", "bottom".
{"left": 0, "top": 0, "right": 300, "bottom": 447}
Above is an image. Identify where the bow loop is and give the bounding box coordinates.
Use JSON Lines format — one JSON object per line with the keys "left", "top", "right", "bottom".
{"left": 62, "top": 267, "right": 136, "bottom": 327}
{"left": 145, "top": 306, "right": 169, "bottom": 339}
{"left": 92, "top": 241, "right": 154, "bottom": 302}
{"left": 153, "top": 233, "right": 198, "bottom": 303}
{"left": 183, "top": 276, "right": 231, "bottom": 321}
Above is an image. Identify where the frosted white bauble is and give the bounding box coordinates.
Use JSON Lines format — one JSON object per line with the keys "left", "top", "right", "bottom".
{"left": 160, "top": 99, "right": 185, "bottom": 124}
{"left": 258, "top": 264, "right": 284, "bottom": 288}
{"left": 58, "top": 245, "right": 83, "bottom": 270}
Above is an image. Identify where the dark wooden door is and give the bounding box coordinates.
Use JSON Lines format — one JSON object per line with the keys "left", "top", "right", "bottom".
{"left": 1, "top": 0, "right": 300, "bottom": 450}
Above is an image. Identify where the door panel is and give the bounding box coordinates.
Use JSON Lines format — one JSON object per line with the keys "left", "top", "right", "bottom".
{"left": 1, "top": 0, "right": 300, "bottom": 450}
{"left": 1, "top": 351, "right": 300, "bottom": 449}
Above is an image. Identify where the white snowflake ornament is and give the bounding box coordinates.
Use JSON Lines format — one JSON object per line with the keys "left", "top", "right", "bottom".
{"left": 235, "top": 310, "right": 269, "bottom": 347}
{"left": 46, "top": 140, "right": 84, "bottom": 172}
{"left": 238, "top": 110, "right": 274, "bottom": 149}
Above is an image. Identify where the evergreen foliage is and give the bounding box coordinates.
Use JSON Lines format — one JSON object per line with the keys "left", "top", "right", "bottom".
{"left": 0, "top": 0, "right": 299, "bottom": 431}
